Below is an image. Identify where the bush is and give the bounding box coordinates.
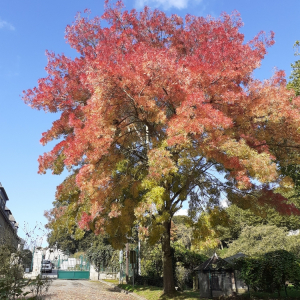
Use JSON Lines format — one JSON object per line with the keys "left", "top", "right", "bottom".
{"left": 0, "top": 243, "right": 52, "bottom": 300}
{"left": 173, "top": 243, "right": 207, "bottom": 289}
{"left": 233, "top": 250, "right": 300, "bottom": 297}
{"left": 175, "top": 262, "right": 189, "bottom": 291}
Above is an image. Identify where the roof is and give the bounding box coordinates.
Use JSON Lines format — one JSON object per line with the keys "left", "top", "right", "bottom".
{"left": 194, "top": 253, "right": 231, "bottom": 271}
{"left": 223, "top": 252, "right": 246, "bottom": 263}
{"left": 5, "top": 206, "right": 11, "bottom": 214}
{"left": 0, "top": 186, "right": 9, "bottom": 201}
{"left": 9, "top": 214, "right": 16, "bottom": 222}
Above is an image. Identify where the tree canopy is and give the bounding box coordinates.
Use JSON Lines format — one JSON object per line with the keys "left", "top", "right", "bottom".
{"left": 24, "top": 1, "right": 300, "bottom": 294}
{"left": 225, "top": 225, "right": 300, "bottom": 257}
{"left": 194, "top": 204, "right": 300, "bottom": 250}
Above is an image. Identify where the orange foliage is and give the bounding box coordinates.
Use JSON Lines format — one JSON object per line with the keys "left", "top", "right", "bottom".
{"left": 24, "top": 2, "right": 300, "bottom": 242}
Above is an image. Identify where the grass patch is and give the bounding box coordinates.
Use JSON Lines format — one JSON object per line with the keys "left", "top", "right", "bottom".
{"left": 250, "top": 286, "right": 300, "bottom": 299}
{"left": 117, "top": 284, "right": 300, "bottom": 299}
{"left": 118, "top": 284, "right": 201, "bottom": 299}
{"left": 103, "top": 279, "right": 119, "bottom": 285}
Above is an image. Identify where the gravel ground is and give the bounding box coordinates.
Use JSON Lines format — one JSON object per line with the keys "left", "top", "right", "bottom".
{"left": 38, "top": 279, "right": 137, "bottom": 300}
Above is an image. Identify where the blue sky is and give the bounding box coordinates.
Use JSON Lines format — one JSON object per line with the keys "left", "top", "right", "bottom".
{"left": 0, "top": 0, "right": 299, "bottom": 245}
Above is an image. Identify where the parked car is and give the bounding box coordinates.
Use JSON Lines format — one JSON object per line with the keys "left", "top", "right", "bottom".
{"left": 41, "top": 260, "right": 52, "bottom": 273}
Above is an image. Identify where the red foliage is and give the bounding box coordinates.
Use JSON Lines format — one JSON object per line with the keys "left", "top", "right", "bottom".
{"left": 23, "top": 2, "right": 300, "bottom": 234}
{"left": 258, "top": 188, "right": 300, "bottom": 216}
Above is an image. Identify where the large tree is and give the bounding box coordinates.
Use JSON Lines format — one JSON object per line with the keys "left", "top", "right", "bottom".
{"left": 24, "top": 1, "right": 300, "bottom": 294}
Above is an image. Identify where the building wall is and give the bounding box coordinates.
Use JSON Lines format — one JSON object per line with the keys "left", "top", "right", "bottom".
{"left": 0, "top": 186, "right": 19, "bottom": 247}
{"left": 198, "top": 272, "right": 211, "bottom": 298}
{"left": 198, "top": 271, "right": 236, "bottom": 298}
{"left": 0, "top": 213, "right": 18, "bottom": 247}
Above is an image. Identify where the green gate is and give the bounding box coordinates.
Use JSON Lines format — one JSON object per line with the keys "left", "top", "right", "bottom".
{"left": 56, "top": 255, "right": 90, "bottom": 280}
{"left": 58, "top": 270, "right": 90, "bottom": 279}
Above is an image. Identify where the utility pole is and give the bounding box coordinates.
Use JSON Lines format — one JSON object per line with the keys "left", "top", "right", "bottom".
{"left": 138, "top": 237, "right": 141, "bottom": 275}
{"left": 126, "top": 243, "right": 129, "bottom": 283}
{"left": 119, "top": 250, "right": 123, "bottom": 284}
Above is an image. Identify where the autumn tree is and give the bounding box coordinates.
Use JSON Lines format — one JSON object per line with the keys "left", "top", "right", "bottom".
{"left": 281, "top": 42, "right": 300, "bottom": 200}
{"left": 24, "top": 1, "right": 300, "bottom": 294}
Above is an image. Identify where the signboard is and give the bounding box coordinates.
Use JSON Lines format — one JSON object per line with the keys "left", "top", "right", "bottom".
{"left": 130, "top": 250, "right": 136, "bottom": 264}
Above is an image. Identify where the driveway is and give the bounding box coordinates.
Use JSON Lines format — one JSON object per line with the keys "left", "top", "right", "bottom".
{"left": 41, "top": 280, "right": 137, "bottom": 300}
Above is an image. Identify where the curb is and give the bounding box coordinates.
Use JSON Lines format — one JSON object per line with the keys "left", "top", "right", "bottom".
{"left": 98, "top": 279, "right": 147, "bottom": 300}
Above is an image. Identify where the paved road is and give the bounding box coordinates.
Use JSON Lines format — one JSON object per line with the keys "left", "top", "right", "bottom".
{"left": 41, "top": 280, "right": 136, "bottom": 300}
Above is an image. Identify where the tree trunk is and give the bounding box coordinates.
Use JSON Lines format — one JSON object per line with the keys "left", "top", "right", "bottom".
{"left": 162, "top": 220, "right": 175, "bottom": 295}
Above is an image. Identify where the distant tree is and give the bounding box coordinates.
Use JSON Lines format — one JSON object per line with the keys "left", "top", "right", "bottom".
{"left": 173, "top": 242, "right": 207, "bottom": 273}
{"left": 212, "top": 204, "right": 300, "bottom": 245}
{"left": 172, "top": 215, "right": 192, "bottom": 249}
{"left": 226, "top": 225, "right": 300, "bottom": 257}
{"left": 287, "top": 41, "right": 300, "bottom": 96}
{"left": 21, "top": 249, "right": 33, "bottom": 270}
{"left": 278, "top": 42, "right": 300, "bottom": 201}
{"left": 86, "top": 238, "right": 117, "bottom": 280}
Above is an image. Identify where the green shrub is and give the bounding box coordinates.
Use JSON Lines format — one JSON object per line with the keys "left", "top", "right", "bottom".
{"left": 0, "top": 243, "right": 52, "bottom": 300}
{"left": 233, "top": 250, "right": 300, "bottom": 297}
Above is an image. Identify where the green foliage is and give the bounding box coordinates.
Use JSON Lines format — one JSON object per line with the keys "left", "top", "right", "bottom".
{"left": 27, "top": 275, "right": 52, "bottom": 300}
{"left": 141, "top": 243, "right": 163, "bottom": 280}
{"left": 0, "top": 244, "right": 29, "bottom": 300}
{"left": 173, "top": 243, "right": 207, "bottom": 271}
{"left": 175, "top": 262, "right": 188, "bottom": 291}
{"left": 281, "top": 41, "right": 300, "bottom": 203}
{"left": 140, "top": 241, "right": 207, "bottom": 289}
{"left": 203, "top": 204, "right": 300, "bottom": 246}
{"left": 86, "top": 237, "right": 118, "bottom": 273}
{"left": 173, "top": 243, "right": 207, "bottom": 288}
{"left": 191, "top": 207, "right": 229, "bottom": 255}
{"left": 172, "top": 217, "right": 192, "bottom": 249}
{"left": 0, "top": 244, "right": 51, "bottom": 300}
{"left": 21, "top": 249, "right": 33, "bottom": 270}
{"left": 233, "top": 250, "right": 300, "bottom": 296}
{"left": 279, "top": 164, "right": 300, "bottom": 202}
{"left": 48, "top": 229, "right": 95, "bottom": 254}
{"left": 172, "top": 216, "right": 191, "bottom": 225}
{"left": 226, "top": 225, "right": 300, "bottom": 257}
{"left": 288, "top": 41, "right": 300, "bottom": 96}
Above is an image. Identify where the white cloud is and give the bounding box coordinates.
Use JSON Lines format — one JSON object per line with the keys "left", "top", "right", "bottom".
{"left": 135, "top": 0, "right": 202, "bottom": 10}
{"left": 174, "top": 208, "right": 188, "bottom": 216}
{"left": 0, "top": 18, "right": 15, "bottom": 31}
